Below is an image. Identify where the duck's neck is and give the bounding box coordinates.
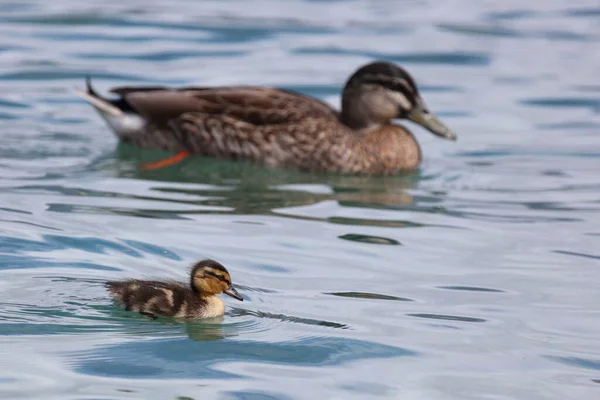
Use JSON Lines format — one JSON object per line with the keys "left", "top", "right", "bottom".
{"left": 340, "top": 88, "right": 398, "bottom": 131}
{"left": 341, "top": 111, "right": 379, "bottom": 131}
{"left": 340, "top": 98, "right": 380, "bottom": 131}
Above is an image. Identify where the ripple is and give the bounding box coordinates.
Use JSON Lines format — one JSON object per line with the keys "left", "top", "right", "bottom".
{"left": 455, "top": 149, "right": 600, "bottom": 160}
{"left": 0, "top": 206, "right": 30, "bottom": 215}
{"left": 407, "top": 313, "right": 487, "bottom": 323}
{"left": 564, "top": 7, "right": 600, "bottom": 17}
{"left": 553, "top": 250, "right": 600, "bottom": 261}
{"left": 438, "top": 23, "right": 522, "bottom": 38}
{"left": 328, "top": 292, "right": 412, "bottom": 302}
{"left": 0, "top": 234, "right": 181, "bottom": 261}
{"left": 521, "top": 97, "right": 600, "bottom": 111}
{"left": 274, "top": 213, "right": 430, "bottom": 228}
{"left": 6, "top": 13, "right": 336, "bottom": 43}
{"left": 0, "top": 254, "right": 119, "bottom": 272}
{"left": 485, "top": 10, "right": 538, "bottom": 20}
{"left": 0, "top": 112, "right": 19, "bottom": 121}
{"left": 0, "top": 219, "right": 60, "bottom": 231}
{"left": 231, "top": 309, "right": 349, "bottom": 330}
{"left": 0, "top": 99, "right": 29, "bottom": 109}
{"left": 0, "top": 322, "right": 115, "bottom": 336}
{"left": 46, "top": 202, "right": 230, "bottom": 220}
{"left": 0, "top": 297, "right": 118, "bottom": 335}
{"left": 120, "top": 239, "right": 181, "bottom": 260}
{"left": 436, "top": 286, "right": 505, "bottom": 293}
{"left": 444, "top": 209, "right": 581, "bottom": 224}
{"left": 537, "top": 122, "right": 600, "bottom": 130}
{"left": 0, "top": 234, "right": 133, "bottom": 257}
{"left": 72, "top": 49, "right": 246, "bottom": 62}
{"left": 223, "top": 390, "right": 294, "bottom": 400}
{"left": 338, "top": 234, "right": 400, "bottom": 245}
{"left": 0, "top": 2, "right": 34, "bottom": 12}
{"left": 0, "top": 69, "right": 153, "bottom": 83}
{"left": 438, "top": 23, "right": 595, "bottom": 41}
{"left": 546, "top": 356, "right": 600, "bottom": 371}
{"left": 4, "top": 13, "right": 131, "bottom": 26}
{"left": 292, "top": 47, "right": 490, "bottom": 66}
{"left": 32, "top": 32, "right": 202, "bottom": 43}
{"left": 339, "top": 381, "right": 394, "bottom": 396}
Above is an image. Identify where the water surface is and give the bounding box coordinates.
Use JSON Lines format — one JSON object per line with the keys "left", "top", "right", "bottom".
{"left": 0, "top": 0, "right": 599, "bottom": 399}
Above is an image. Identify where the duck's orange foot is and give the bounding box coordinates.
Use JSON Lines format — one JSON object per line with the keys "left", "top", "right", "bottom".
{"left": 140, "top": 151, "right": 191, "bottom": 170}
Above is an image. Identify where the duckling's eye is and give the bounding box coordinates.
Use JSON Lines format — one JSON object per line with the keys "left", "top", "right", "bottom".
{"left": 218, "top": 276, "right": 230, "bottom": 285}
{"left": 204, "top": 271, "right": 230, "bottom": 285}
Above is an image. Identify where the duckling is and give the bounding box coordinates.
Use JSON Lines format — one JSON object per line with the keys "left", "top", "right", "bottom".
{"left": 76, "top": 61, "right": 456, "bottom": 175}
{"left": 106, "top": 259, "right": 243, "bottom": 320}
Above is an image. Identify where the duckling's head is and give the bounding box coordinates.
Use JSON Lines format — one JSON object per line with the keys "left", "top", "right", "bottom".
{"left": 190, "top": 259, "right": 243, "bottom": 301}
{"left": 341, "top": 61, "right": 456, "bottom": 140}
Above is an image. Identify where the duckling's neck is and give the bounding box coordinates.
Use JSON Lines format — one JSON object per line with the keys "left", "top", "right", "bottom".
{"left": 199, "top": 295, "right": 225, "bottom": 318}
{"left": 193, "top": 285, "right": 226, "bottom": 317}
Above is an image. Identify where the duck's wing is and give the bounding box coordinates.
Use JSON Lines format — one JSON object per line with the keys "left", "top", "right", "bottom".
{"left": 111, "top": 85, "right": 339, "bottom": 126}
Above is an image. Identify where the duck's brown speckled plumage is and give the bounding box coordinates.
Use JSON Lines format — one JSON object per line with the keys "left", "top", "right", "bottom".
{"left": 106, "top": 259, "right": 243, "bottom": 320}
{"left": 78, "top": 61, "right": 456, "bottom": 175}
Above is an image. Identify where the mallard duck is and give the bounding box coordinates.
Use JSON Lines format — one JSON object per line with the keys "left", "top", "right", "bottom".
{"left": 77, "top": 61, "right": 456, "bottom": 175}
{"left": 106, "top": 259, "right": 243, "bottom": 320}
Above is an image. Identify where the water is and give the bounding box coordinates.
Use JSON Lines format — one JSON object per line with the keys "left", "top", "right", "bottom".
{"left": 0, "top": 0, "right": 599, "bottom": 398}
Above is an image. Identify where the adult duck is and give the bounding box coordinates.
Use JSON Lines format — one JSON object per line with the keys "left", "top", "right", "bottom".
{"left": 77, "top": 61, "right": 456, "bottom": 175}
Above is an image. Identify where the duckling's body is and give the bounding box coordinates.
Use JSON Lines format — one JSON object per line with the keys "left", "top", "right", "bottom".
{"left": 77, "top": 61, "right": 456, "bottom": 175}
{"left": 106, "top": 259, "right": 243, "bottom": 320}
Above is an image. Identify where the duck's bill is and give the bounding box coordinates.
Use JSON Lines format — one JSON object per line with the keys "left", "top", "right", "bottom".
{"left": 224, "top": 286, "right": 244, "bottom": 301}
{"left": 408, "top": 103, "right": 457, "bottom": 141}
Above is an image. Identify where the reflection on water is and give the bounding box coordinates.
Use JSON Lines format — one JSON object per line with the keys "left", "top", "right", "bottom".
{"left": 75, "top": 335, "right": 416, "bottom": 379}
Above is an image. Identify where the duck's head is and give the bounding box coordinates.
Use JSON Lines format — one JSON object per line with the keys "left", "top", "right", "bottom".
{"left": 341, "top": 61, "right": 456, "bottom": 140}
{"left": 190, "top": 259, "right": 243, "bottom": 301}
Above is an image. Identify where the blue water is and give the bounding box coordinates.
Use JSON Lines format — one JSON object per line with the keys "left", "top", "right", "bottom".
{"left": 1, "top": 0, "right": 599, "bottom": 398}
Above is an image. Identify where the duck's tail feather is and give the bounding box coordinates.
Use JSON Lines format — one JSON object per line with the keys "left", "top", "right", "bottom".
{"left": 75, "top": 76, "right": 123, "bottom": 117}
{"left": 85, "top": 75, "right": 96, "bottom": 96}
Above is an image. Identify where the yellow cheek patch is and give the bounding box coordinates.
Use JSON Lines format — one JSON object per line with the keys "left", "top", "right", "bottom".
{"left": 194, "top": 277, "right": 211, "bottom": 293}
{"left": 194, "top": 276, "right": 226, "bottom": 295}
{"left": 209, "top": 278, "right": 226, "bottom": 294}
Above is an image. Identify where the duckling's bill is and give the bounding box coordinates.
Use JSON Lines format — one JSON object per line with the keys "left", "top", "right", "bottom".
{"left": 224, "top": 285, "right": 243, "bottom": 301}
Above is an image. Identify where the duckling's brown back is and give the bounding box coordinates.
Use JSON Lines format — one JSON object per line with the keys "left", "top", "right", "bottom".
{"left": 106, "top": 279, "right": 192, "bottom": 318}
